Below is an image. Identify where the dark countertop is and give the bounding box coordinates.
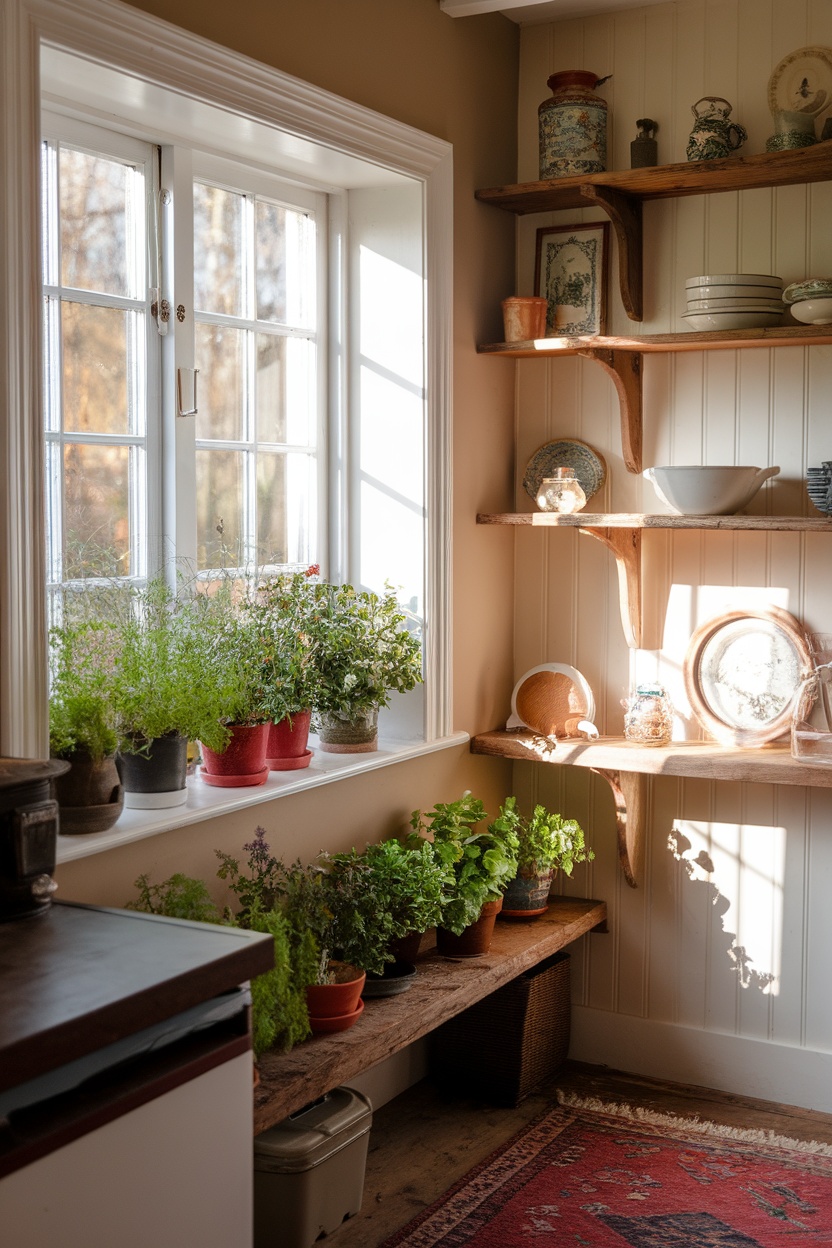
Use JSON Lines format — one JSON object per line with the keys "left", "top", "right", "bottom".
{"left": 0, "top": 900, "right": 274, "bottom": 1093}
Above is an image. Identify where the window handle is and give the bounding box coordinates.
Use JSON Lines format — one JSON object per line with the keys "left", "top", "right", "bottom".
{"left": 177, "top": 368, "right": 199, "bottom": 417}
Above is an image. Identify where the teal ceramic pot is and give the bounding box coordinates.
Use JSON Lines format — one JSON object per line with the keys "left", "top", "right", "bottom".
{"left": 501, "top": 868, "right": 554, "bottom": 918}
{"left": 539, "top": 71, "right": 608, "bottom": 179}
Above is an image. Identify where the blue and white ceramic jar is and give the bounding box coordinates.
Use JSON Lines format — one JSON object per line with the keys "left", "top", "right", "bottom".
{"left": 538, "top": 71, "right": 609, "bottom": 179}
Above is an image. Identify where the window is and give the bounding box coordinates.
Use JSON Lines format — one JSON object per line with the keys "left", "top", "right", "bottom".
{"left": 42, "top": 121, "right": 327, "bottom": 611}
{"left": 1, "top": 0, "right": 452, "bottom": 761}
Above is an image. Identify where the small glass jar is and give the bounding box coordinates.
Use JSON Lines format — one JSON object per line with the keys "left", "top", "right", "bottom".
{"left": 535, "top": 466, "right": 587, "bottom": 514}
{"left": 623, "top": 683, "right": 673, "bottom": 747}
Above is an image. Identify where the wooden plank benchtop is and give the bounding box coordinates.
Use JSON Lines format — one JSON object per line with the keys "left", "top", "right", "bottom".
{"left": 253, "top": 896, "right": 606, "bottom": 1133}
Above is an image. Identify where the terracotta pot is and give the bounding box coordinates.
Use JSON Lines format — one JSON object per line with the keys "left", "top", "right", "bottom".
{"left": 118, "top": 733, "right": 188, "bottom": 809}
{"left": 306, "top": 962, "right": 366, "bottom": 1018}
{"left": 501, "top": 867, "right": 554, "bottom": 918}
{"left": 199, "top": 723, "right": 269, "bottom": 787}
{"left": 437, "top": 897, "right": 503, "bottom": 959}
{"left": 502, "top": 296, "right": 547, "bottom": 342}
{"left": 317, "top": 707, "right": 378, "bottom": 754}
{"left": 53, "top": 752, "right": 124, "bottom": 836}
{"left": 266, "top": 711, "right": 312, "bottom": 771}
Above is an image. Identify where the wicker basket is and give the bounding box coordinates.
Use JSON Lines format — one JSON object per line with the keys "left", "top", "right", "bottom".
{"left": 428, "top": 951, "right": 570, "bottom": 1107}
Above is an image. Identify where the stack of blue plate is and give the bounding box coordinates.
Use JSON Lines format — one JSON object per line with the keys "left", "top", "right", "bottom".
{"left": 807, "top": 462, "right": 832, "bottom": 515}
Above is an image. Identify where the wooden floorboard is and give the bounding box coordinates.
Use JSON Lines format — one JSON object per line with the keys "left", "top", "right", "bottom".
{"left": 331, "top": 1062, "right": 832, "bottom": 1248}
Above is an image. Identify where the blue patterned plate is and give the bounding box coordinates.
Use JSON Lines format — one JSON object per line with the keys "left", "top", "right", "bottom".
{"left": 522, "top": 438, "right": 606, "bottom": 505}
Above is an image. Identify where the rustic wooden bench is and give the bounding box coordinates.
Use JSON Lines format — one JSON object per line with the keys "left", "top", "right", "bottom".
{"left": 254, "top": 896, "right": 607, "bottom": 1134}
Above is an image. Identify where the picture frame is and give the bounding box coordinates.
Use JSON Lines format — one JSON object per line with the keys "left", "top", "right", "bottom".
{"left": 534, "top": 221, "right": 609, "bottom": 336}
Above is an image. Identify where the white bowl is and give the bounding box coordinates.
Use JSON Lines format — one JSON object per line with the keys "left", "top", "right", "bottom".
{"left": 685, "top": 297, "right": 785, "bottom": 312}
{"left": 685, "top": 273, "right": 782, "bottom": 288}
{"left": 789, "top": 298, "right": 832, "bottom": 325}
{"left": 687, "top": 283, "right": 784, "bottom": 300}
{"left": 644, "top": 465, "right": 780, "bottom": 516}
{"left": 681, "top": 309, "right": 784, "bottom": 331}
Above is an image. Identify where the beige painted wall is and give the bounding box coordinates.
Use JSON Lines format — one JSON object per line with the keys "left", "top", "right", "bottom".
{"left": 515, "top": 0, "right": 832, "bottom": 1111}
{"left": 55, "top": 0, "right": 520, "bottom": 908}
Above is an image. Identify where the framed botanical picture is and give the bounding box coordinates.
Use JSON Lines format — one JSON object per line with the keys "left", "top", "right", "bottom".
{"left": 534, "top": 221, "right": 609, "bottom": 336}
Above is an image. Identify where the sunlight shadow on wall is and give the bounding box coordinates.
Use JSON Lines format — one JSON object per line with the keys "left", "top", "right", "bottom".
{"left": 669, "top": 820, "right": 785, "bottom": 996}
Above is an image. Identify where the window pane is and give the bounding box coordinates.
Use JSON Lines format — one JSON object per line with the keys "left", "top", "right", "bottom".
{"left": 62, "top": 301, "right": 130, "bottom": 435}
{"left": 194, "top": 183, "right": 243, "bottom": 316}
{"left": 256, "top": 201, "right": 315, "bottom": 327}
{"left": 64, "top": 443, "right": 131, "bottom": 578}
{"left": 195, "top": 323, "right": 244, "bottom": 441}
{"left": 256, "top": 334, "right": 315, "bottom": 445}
{"left": 196, "top": 449, "right": 244, "bottom": 569}
{"left": 257, "top": 451, "right": 316, "bottom": 565}
{"left": 59, "top": 148, "right": 130, "bottom": 296}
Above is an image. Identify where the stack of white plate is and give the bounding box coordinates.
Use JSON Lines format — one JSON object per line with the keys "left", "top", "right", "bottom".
{"left": 682, "top": 274, "right": 784, "bottom": 331}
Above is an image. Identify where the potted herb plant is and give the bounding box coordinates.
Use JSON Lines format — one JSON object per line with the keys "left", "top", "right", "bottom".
{"left": 256, "top": 567, "right": 323, "bottom": 771}
{"left": 502, "top": 804, "right": 594, "bottom": 917}
{"left": 49, "top": 618, "right": 123, "bottom": 835}
{"left": 193, "top": 581, "right": 274, "bottom": 786}
{"left": 409, "top": 794, "right": 520, "bottom": 958}
{"left": 112, "top": 580, "right": 237, "bottom": 807}
{"left": 313, "top": 582, "right": 423, "bottom": 752}
{"left": 323, "top": 838, "right": 453, "bottom": 995}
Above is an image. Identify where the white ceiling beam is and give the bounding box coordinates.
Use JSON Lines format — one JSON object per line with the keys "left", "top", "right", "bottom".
{"left": 440, "top": 0, "right": 541, "bottom": 13}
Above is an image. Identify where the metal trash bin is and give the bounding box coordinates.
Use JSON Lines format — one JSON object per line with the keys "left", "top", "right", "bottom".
{"left": 253, "top": 1087, "right": 372, "bottom": 1248}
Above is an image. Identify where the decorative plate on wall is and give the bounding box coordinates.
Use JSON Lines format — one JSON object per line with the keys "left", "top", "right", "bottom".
{"left": 768, "top": 46, "right": 832, "bottom": 119}
{"left": 683, "top": 607, "right": 813, "bottom": 747}
{"left": 522, "top": 439, "right": 606, "bottom": 506}
{"left": 506, "top": 663, "right": 598, "bottom": 740}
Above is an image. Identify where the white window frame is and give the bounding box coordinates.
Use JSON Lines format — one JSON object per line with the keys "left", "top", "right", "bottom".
{"left": 0, "top": 0, "right": 453, "bottom": 760}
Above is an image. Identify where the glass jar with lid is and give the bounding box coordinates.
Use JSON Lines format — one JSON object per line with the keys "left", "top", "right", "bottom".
{"left": 623, "top": 684, "right": 673, "bottom": 746}
{"left": 535, "top": 466, "right": 587, "bottom": 514}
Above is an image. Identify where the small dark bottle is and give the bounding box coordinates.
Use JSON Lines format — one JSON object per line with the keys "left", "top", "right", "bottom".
{"left": 630, "top": 118, "right": 658, "bottom": 168}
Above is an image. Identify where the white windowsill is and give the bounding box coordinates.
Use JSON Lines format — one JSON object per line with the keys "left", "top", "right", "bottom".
{"left": 55, "top": 731, "right": 470, "bottom": 864}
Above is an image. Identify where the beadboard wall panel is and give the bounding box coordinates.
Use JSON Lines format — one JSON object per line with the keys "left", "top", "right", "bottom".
{"left": 511, "top": 0, "right": 832, "bottom": 1108}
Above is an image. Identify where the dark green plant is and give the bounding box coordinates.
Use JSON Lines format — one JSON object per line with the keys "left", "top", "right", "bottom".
{"left": 49, "top": 619, "right": 119, "bottom": 761}
{"left": 408, "top": 794, "right": 520, "bottom": 935}
{"left": 313, "top": 838, "right": 452, "bottom": 976}
{"left": 513, "top": 804, "right": 594, "bottom": 876}
{"left": 312, "top": 582, "right": 423, "bottom": 720}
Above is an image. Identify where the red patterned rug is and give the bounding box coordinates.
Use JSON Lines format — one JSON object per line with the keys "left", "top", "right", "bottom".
{"left": 381, "top": 1094, "right": 832, "bottom": 1247}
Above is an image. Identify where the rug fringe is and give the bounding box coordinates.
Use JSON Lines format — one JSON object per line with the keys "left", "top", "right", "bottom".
{"left": 556, "top": 1091, "right": 832, "bottom": 1156}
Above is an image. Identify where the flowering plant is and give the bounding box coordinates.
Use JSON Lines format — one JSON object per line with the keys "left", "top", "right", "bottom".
{"left": 313, "top": 582, "right": 423, "bottom": 719}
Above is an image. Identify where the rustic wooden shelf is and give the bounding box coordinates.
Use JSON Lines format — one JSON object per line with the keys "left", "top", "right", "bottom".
{"left": 470, "top": 732, "right": 832, "bottom": 889}
{"left": 253, "top": 896, "right": 607, "bottom": 1133}
{"left": 476, "top": 514, "right": 831, "bottom": 648}
{"left": 476, "top": 143, "right": 832, "bottom": 321}
{"left": 477, "top": 325, "right": 832, "bottom": 357}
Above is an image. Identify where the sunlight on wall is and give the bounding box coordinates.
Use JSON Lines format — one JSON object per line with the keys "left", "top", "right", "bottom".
{"left": 358, "top": 245, "right": 425, "bottom": 615}
{"left": 670, "top": 820, "right": 786, "bottom": 996}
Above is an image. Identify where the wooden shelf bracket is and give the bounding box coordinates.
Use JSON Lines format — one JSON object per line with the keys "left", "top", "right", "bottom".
{"left": 579, "top": 184, "right": 643, "bottom": 322}
{"left": 579, "top": 347, "right": 642, "bottom": 472}
{"left": 593, "top": 768, "right": 645, "bottom": 888}
{"left": 580, "top": 525, "right": 642, "bottom": 647}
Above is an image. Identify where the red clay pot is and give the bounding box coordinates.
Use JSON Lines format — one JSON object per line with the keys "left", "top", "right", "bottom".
{"left": 306, "top": 962, "right": 366, "bottom": 1018}
{"left": 199, "top": 723, "right": 269, "bottom": 787}
{"left": 266, "top": 711, "right": 312, "bottom": 771}
{"left": 437, "top": 897, "right": 503, "bottom": 959}
{"left": 390, "top": 930, "right": 423, "bottom": 963}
